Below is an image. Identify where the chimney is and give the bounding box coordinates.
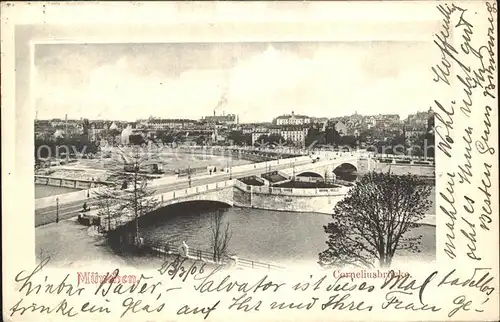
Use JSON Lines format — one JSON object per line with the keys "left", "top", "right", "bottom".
{"left": 213, "top": 110, "right": 216, "bottom": 116}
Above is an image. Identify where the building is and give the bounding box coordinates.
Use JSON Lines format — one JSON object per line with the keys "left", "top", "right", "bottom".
{"left": 334, "top": 121, "right": 348, "bottom": 136}
{"left": 364, "top": 116, "right": 377, "bottom": 128}
{"left": 280, "top": 126, "right": 308, "bottom": 147}
{"left": 274, "top": 111, "right": 311, "bottom": 126}
{"left": 202, "top": 113, "right": 237, "bottom": 126}
{"left": 121, "top": 124, "right": 134, "bottom": 145}
{"left": 144, "top": 118, "right": 197, "bottom": 130}
{"left": 310, "top": 117, "right": 329, "bottom": 124}
{"left": 404, "top": 125, "right": 427, "bottom": 140}
{"left": 268, "top": 126, "right": 282, "bottom": 135}
{"left": 252, "top": 132, "right": 268, "bottom": 145}
{"left": 427, "top": 107, "right": 435, "bottom": 133}
{"left": 88, "top": 121, "right": 110, "bottom": 142}
{"left": 241, "top": 126, "right": 254, "bottom": 134}
{"left": 34, "top": 120, "right": 54, "bottom": 139}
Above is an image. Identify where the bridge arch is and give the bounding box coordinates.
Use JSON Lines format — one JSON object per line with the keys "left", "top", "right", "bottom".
{"left": 139, "top": 200, "right": 232, "bottom": 225}
{"left": 333, "top": 162, "right": 358, "bottom": 173}
{"left": 296, "top": 171, "right": 324, "bottom": 179}
{"left": 106, "top": 200, "right": 232, "bottom": 247}
{"left": 333, "top": 162, "right": 358, "bottom": 182}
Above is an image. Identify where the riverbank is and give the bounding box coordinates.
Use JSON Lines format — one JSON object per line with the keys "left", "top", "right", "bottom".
{"left": 35, "top": 217, "right": 167, "bottom": 269}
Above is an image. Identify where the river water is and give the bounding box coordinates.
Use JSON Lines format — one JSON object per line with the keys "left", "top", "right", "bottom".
{"left": 138, "top": 187, "right": 436, "bottom": 266}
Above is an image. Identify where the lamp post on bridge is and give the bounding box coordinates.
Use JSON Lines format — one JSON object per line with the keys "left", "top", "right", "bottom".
{"left": 56, "top": 197, "right": 59, "bottom": 223}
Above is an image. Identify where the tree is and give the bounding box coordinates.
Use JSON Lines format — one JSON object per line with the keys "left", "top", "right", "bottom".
{"left": 195, "top": 135, "right": 206, "bottom": 146}
{"left": 209, "top": 209, "right": 232, "bottom": 263}
{"left": 129, "top": 134, "right": 145, "bottom": 146}
{"left": 108, "top": 129, "right": 121, "bottom": 146}
{"left": 254, "top": 134, "right": 269, "bottom": 147}
{"left": 267, "top": 134, "right": 285, "bottom": 145}
{"left": 95, "top": 191, "right": 123, "bottom": 232}
{"left": 325, "top": 124, "right": 341, "bottom": 145}
{"left": 338, "top": 135, "right": 358, "bottom": 149}
{"left": 306, "top": 126, "right": 326, "bottom": 147}
{"left": 95, "top": 147, "right": 160, "bottom": 245}
{"left": 228, "top": 131, "right": 251, "bottom": 146}
{"left": 156, "top": 131, "right": 175, "bottom": 144}
{"left": 319, "top": 172, "right": 432, "bottom": 269}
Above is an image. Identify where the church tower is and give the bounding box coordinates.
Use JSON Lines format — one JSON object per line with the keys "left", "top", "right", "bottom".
{"left": 427, "top": 107, "right": 435, "bottom": 133}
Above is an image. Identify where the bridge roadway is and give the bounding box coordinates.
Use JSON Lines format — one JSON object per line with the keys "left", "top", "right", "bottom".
{"left": 35, "top": 155, "right": 330, "bottom": 227}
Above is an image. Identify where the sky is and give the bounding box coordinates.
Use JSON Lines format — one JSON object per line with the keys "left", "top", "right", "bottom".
{"left": 34, "top": 41, "right": 437, "bottom": 122}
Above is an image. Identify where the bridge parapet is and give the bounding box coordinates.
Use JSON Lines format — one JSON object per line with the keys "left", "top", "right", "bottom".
{"left": 280, "top": 156, "right": 359, "bottom": 178}
{"left": 234, "top": 179, "right": 351, "bottom": 196}
{"left": 98, "top": 179, "right": 236, "bottom": 232}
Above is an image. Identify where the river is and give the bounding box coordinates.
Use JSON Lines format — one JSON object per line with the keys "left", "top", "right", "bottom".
{"left": 137, "top": 186, "right": 436, "bottom": 267}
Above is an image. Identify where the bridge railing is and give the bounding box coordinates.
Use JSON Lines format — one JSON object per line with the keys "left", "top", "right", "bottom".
{"left": 144, "top": 241, "right": 285, "bottom": 271}
{"left": 235, "top": 179, "right": 351, "bottom": 196}
{"left": 153, "top": 179, "right": 235, "bottom": 203}
{"left": 234, "top": 179, "right": 250, "bottom": 191}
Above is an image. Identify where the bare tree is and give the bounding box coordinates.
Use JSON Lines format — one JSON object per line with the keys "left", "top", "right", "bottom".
{"left": 94, "top": 146, "right": 160, "bottom": 245}
{"left": 209, "top": 209, "right": 232, "bottom": 263}
{"left": 319, "top": 172, "right": 432, "bottom": 269}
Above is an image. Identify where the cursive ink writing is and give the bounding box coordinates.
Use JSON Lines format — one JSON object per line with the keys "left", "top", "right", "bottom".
{"left": 270, "top": 297, "right": 319, "bottom": 310}
{"left": 158, "top": 255, "right": 207, "bottom": 283}
{"left": 228, "top": 293, "right": 262, "bottom": 312}
{"left": 477, "top": 162, "right": 493, "bottom": 230}
{"left": 460, "top": 216, "right": 481, "bottom": 260}
{"left": 438, "top": 268, "right": 495, "bottom": 296}
{"left": 440, "top": 172, "right": 458, "bottom": 259}
{"left": 479, "top": 2, "right": 497, "bottom": 99}
{"left": 121, "top": 296, "right": 166, "bottom": 318}
{"left": 381, "top": 290, "right": 441, "bottom": 312}
{"left": 177, "top": 301, "right": 220, "bottom": 320}
{"left": 380, "top": 270, "right": 438, "bottom": 306}
{"left": 9, "top": 298, "right": 78, "bottom": 317}
{"left": 321, "top": 293, "right": 373, "bottom": 311}
{"left": 475, "top": 105, "right": 495, "bottom": 155}
{"left": 432, "top": 3, "right": 466, "bottom": 85}
{"left": 457, "top": 126, "right": 474, "bottom": 184}
{"left": 14, "top": 257, "right": 85, "bottom": 297}
{"left": 433, "top": 100, "right": 456, "bottom": 158}
{"left": 194, "top": 265, "right": 285, "bottom": 294}
{"left": 94, "top": 269, "right": 162, "bottom": 298}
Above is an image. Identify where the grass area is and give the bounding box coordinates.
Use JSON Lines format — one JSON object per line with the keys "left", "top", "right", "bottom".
{"left": 262, "top": 173, "right": 287, "bottom": 183}
{"left": 241, "top": 178, "right": 265, "bottom": 186}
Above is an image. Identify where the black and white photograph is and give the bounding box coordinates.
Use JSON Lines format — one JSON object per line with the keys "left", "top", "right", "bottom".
{"left": 33, "top": 41, "right": 437, "bottom": 270}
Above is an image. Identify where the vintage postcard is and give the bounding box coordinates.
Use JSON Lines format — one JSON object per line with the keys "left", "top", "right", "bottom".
{"left": 1, "top": 1, "right": 498, "bottom": 321}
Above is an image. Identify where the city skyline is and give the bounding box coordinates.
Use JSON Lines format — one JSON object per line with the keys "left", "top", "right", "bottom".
{"left": 34, "top": 41, "right": 438, "bottom": 122}
{"left": 35, "top": 109, "right": 428, "bottom": 123}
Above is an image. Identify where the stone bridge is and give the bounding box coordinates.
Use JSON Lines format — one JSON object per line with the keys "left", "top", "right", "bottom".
{"left": 99, "top": 180, "right": 236, "bottom": 231}
{"left": 97, "top": 175, "right": 353, "bottom": 232}
{"left": 279, "top": 153, "right": 359, "bottom": 179}
{"left": 36, "top": 152, "right": 362, "bottom": 210}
